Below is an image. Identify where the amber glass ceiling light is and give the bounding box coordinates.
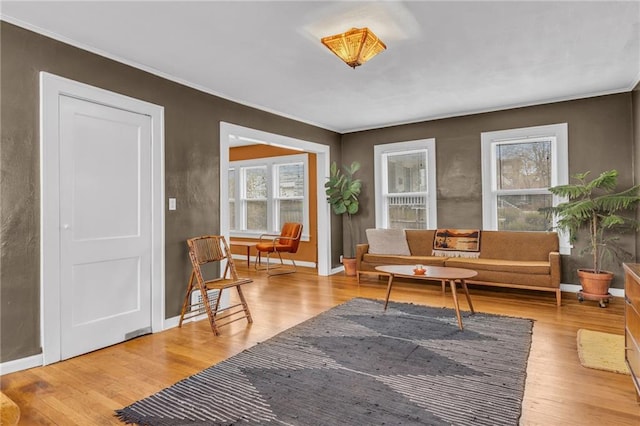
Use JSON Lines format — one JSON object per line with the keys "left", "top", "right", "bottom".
{"left": 321, "top": 27, "right": 386, "bottom": 68}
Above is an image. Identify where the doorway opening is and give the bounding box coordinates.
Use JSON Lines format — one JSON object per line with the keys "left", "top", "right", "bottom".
{"left": 219, "top": 122, "right": 331, "bottom": 275}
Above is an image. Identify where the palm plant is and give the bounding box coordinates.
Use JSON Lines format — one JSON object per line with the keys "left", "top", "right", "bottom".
{"left": 545, "top": 170, "right": 640, "bottom": 274}
{"left": 325, "top": 161, "right": 361, "bottom": 258}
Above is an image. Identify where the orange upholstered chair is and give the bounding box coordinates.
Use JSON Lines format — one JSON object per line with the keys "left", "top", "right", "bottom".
{"left": 255, "top": 222, "right": 303, "bottom": 275}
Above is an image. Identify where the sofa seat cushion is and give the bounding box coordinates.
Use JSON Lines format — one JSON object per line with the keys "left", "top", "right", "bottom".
{"left": 445, "top": 258, "right": 550, "bottom": 275}
{"left": 362, "top": 254, "right": 446, "bottom": 267}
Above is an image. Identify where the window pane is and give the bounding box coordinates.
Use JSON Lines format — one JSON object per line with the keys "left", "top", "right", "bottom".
{"left": 244, "top": 167, "right": 267, "bottom": 199}
{"left": 496, "top": 141, "right": 551, "bottom": 190}
{"left": 386, "top": 152, "right": 427, "bottom": 194}
{"left": 277, "top": 163, "right": 304, "bottom": 197}
{"left": 246, "top": 200, "right": 267, "bottom": 230}
{"left": 228, "top": 169, "right": 235, "bottom": 198}
{"left": 387, "top": 195, "right": 427, "bottom": 229}
{"left": 278, "top": 199, "right": 303, "bottom": 228}
{"left": 497, "top": 194, "right": 552, "bottom": 231}
{"left": 228, "top": 169, "right": 235, "bottom": 230}
{"left": 229, "top": 201, "right": 235, "bottom": 230}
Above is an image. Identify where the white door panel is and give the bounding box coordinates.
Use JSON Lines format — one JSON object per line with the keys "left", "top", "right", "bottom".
{"left": 59, "top": 95, "right": 152, "bottom": 359}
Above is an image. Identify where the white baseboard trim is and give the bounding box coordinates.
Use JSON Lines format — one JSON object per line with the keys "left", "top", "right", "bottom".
{"left": 231, "top": 254, "right": 316, "bottom": 269}
{"left": 329, "top": 266, "right": 345, "bottom": 275}
{"left": 560, "top": 283, "right": 624, "bottom": 298}
{"left": 163, "top": 315, "right": 182, "bottom": 330}
{"left": 0, "top": 353, "right": 43, "bottom": 375}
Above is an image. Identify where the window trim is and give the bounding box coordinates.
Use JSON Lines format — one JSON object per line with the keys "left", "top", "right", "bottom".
{"left": 481, "top": 123, "right": 569, "bottom": 254}
{"left": 229, "top": 153, "right": 309, "bottom": 240}
{"left": 374, "top": 138, "right": 437, "bottom": 229}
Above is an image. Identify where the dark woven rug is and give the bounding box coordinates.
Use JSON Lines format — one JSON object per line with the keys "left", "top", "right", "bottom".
{"left": 116, "top": 298, "right": 533, "bottom": 425}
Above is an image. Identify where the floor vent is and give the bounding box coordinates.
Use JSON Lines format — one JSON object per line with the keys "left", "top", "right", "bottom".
{"left": 190, "top": 289, "right": 220, "bottom": 313}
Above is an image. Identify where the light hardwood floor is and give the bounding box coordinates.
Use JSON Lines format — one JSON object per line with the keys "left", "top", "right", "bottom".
{"left": 2, "top": 265, "right": 640, "bottom": 425}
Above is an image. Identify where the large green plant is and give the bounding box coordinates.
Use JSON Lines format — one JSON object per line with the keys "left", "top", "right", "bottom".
{"left": 325, "top": 161, "right": 361, "bottom": 258}
{"left": 545, "top": 170, "right": 640, "bottom": 274}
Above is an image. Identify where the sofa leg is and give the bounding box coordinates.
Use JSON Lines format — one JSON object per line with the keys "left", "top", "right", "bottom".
{"left": 555, "top": 289, "right": 562, "bottom": 306}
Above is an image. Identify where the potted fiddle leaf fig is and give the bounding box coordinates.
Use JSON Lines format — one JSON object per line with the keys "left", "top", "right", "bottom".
{"left": 545, "top": 170, "right": 640, "bottom": 306}
{"left": 325, "top": 161, "right": 361, "bottom": 276}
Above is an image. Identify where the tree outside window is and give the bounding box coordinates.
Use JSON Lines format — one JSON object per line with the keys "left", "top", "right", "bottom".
{"left": 495, "top": 140, "right": 552, "bottom": 231}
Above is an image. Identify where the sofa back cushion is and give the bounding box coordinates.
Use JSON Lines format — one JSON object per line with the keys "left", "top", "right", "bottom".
{"left": 479, "top": 231, "right": 558, "bottom": 261}
{"left": 405, "top": 230, "right": 437, "bottom": 256}
{"left": 365, "top": 228, "right": 411, "bottom": 255}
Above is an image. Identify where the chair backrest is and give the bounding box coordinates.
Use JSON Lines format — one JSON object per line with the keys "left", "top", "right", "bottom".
{"left": 280, "top": 222, "right": 303, "bottom": 253}
{"left": 187, "top": 235, "right": 237, "bottom": 279}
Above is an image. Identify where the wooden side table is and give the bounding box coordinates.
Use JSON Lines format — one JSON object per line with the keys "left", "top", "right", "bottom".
{"left": 229, "top": 240, "right": 257, "bottom": 269}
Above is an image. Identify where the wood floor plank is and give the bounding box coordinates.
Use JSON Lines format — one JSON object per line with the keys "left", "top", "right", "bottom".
{"left": 2, "top": 266, "right": 639, "bottom": 425}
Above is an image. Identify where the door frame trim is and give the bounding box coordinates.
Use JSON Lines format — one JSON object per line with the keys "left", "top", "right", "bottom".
{"left": 40, "top": 72, "right": 165, "bottom": 365}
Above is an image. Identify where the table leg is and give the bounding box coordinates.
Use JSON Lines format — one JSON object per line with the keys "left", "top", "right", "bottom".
{"left": 245, "top": 246, "right": 251, "bottom": 269}
{"left": 383, "top": 274, "right": 395, "bottom": 311}
{"left": 448, "top": 279, "right": 464, "bottom": 330}
{"left": 460, "top": 279, "right": 474, "bottom": 313}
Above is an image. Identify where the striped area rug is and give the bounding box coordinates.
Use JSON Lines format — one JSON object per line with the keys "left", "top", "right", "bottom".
{"left": 116, "top": 298, "right": 533, "bottom": 425}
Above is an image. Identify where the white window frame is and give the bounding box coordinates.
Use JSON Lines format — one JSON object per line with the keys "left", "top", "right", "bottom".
{"left": 481, "top": 123, "right": 570, "bottom": 254}
{"left": 374, "top": 138, "right": 437, "bottom": 229}
{"left": 230, "top": 153, "right": 309, "bottom": 240}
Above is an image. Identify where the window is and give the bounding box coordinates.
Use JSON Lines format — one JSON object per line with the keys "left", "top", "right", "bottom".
{"left": 481, "top": 123, "right": 569, "bottom": 253}
{"left": 374, "top": 139, "right": 437, "bottom": 229}
{"left": 229, "top": 154, "right": 309, "bottom": 238}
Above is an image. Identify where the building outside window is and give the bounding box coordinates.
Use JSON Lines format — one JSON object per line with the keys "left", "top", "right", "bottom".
{"left": 274, "top": 162, "right": 305, "bottom": 228}
{"left": 481, "top": 123, "right": 569, "bottom": 253}
{"left": 230, "top": 154, "right": 308, "bottom": 238}
{"left": 374, "top": 139, "right": 437, "bottom": 230}
{"left": 242, "top": 165, "right": 268, "bottom": 231}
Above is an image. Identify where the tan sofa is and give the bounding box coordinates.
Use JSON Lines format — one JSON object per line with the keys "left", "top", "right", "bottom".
{"left": 356, "top": 229, "right": 562, "bottom": 305}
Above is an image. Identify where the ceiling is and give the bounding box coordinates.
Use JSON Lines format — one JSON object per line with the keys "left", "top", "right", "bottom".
{"left": 2, "top": 1, "right": 639, "bottom": 133}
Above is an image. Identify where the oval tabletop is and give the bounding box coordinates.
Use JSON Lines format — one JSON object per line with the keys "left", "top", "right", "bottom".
{"left": 375, "top": 265, "right": 477, "bottom": 280}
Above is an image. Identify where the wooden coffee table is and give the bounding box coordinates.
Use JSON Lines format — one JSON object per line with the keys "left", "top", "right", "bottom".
{"left": 375, "top": 265, "right": 477, "bottom": 330}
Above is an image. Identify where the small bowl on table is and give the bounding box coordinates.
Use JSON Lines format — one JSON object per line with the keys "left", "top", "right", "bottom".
{"left": 413, "top": 265, "right": 426, "bottom": 275}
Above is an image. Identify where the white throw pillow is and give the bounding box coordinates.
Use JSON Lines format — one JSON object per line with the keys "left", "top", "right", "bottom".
{"left": 366, "top": 228, "right": 411, "bottom": 255}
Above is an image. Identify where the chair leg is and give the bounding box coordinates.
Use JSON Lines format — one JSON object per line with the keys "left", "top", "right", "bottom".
{"left": 179, "top": 271, "right": 196, "bottom": 327}
{"left": 236, "top": 286, "right": 253, "bottom": 324}
{"left": 267, "top": 252, "right": 297, "bottom": 276}
{"left": 254, "top": 252, "right": 262, "bottom": 270}
{"left": 199, "top": 284, "right": 220, "bottom": 336}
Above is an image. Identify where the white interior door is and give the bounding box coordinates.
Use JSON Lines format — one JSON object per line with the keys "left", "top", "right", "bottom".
{"left": 58, "top": 95, "right": 152, "bottom": 359}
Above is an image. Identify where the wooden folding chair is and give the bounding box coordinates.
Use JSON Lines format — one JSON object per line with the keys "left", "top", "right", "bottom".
{"left": 255, "top": 222, "right": 303, "bottom": 276}
{"left": 179, "top": 235, "right": 253, "bottom": 335}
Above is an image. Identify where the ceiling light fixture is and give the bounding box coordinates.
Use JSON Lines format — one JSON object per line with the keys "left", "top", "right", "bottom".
{"left": 321, "top": 27, "right": 386, "bottom": 69}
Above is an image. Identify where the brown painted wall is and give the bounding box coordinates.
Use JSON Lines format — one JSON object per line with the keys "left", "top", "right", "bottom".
{"left": 342, "top": 93, "right": 636, "bottom": 289}
{"left": 229, "top": 145, "right": 318, "bottom": 264}
{"left": 0, "top": 22, "right": 341, "bottom": 363}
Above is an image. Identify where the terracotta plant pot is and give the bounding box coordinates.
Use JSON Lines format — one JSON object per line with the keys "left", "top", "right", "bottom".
{"left": 342, "top": 257, "right": 357, "bottom": 276}
{"left": 577, "top": 269, "right": 614, "bottom": 297}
